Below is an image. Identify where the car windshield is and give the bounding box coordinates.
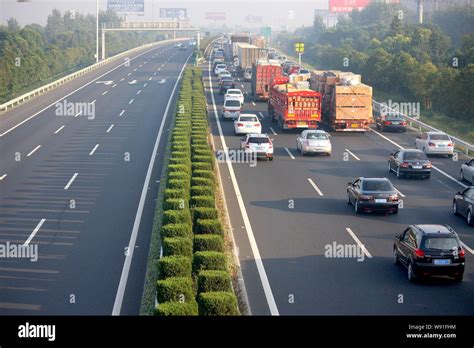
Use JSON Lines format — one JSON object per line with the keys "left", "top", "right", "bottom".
{"left": 307, "top": 133, "right": 328, "bottom": 140}
{"left": 249, "top": 137, "right": 269, "bottom": 144}
{"left": 430, "top": 134, "right": 450, "bottom": 141}
{"left": 228, "top": 91, "right": 241, "bottom": 94}
{"left": 225, "top": 100, "right": 240, "bottom": 107}
{"left": 240, "top": 117, "right": 257, "bottom": 122}
{"left": 403, "top": 152, "right": 427, "bottom": 160}
{"left": 361, "top": 180, "right": 393, "bottom": 191}
{"left": 216, "top": 65, "right": 225, "bottom": 68}
{"left": 423, "top": 237, "right": 458, "bottom": 251}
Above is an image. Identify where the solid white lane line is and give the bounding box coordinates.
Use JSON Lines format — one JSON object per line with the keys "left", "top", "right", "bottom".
{"left": 269, "top": 127, "right": 277, "bottom": 136}
{"left": 284, "top": 147, "right": 295, "bottom": 159}
{"left": 137, "top": 90, "right": 141, "bottom": 95}
{"left": 119, "top": 110, "right": 125, "bottom": 117}
{"left": 259, "top": 112, "right": 264, "bottom": 119}
{"left": 102, "top": 91, "right": 108, "bottom": 95}
{"left": 112, "top": 52, "right": 193, "bottom": 316}
{"left": 129, "top": 99, "right": 134, "bottom": 105}
{"left": 0, "top": 44, "right": 165, "bottom": 137}
{"left": 461, "top": 241, "right": 474, "bottom": 255}
{"left": 345, "top": 228, "right": 373, "bottom": 258}
{"left": 345, "top": 148, "right": 360, "bottom": 161}
{"left": 54, "top": 125, "right": 65, "bottom": 134}
{"left": 64, "top": 173, "right": 78, "bottom": 190}
{"left": 112, "top": 84, "right": 117, "bottom": 88}
{"left": 26, "top": 145, "right": 41, "bottom": 157}
{"left": 89, "top": 144, "right": 99, "bottom": 156}
{"left": 106, "top": 124, "right": 114, "bottom": 133}
{"left": 0, "top": 174, "right": 7, "bottom": 181}
{"left": 371, "top": 129, "right": 468, "bottom": 189}
{"left": 308, "top": 178, "right": 324, "bottom": 196}
{"left": 23, "top": 219, "right": 46, "bottom": 246}
{"left": 207, "top": 58, "right": 279, "bottom": 316}
{"left": 143, "top": 83, "right": 147, "bottom": 87}
{"left": 394, "top": 187, "right": 406, "bottom": 198}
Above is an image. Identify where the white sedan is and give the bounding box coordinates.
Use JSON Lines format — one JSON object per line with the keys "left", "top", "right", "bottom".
{"left": 224, "top": 89, "right": 244, "bottom": 104}
{"left": 415, "top": 131, "right": 454, "bottom": 156}
{"left": 296, "top": 130, "right": 332, "bottom": 156}
{"left": 234, "top": 114, "right": 261, "bottom": 135}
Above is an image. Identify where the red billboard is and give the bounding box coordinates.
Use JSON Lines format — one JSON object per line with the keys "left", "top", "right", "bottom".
{"left": 329, "top": 0, "right": 370, "bottom": 13}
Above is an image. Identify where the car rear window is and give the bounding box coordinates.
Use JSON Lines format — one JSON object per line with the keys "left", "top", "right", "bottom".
{"left": 423, "top": 237, "right": 459, "bottom": 251}
{"left": 430, "top": 134, "right": 450, "bottom": 141}
{"left": 240, "top": 116, "right": 257, "bottom": 122}
{"left": 228, "top": 90, "right": 240, "bottom": 94}
{"left": 249, "top": 137, "right": 269, "bottom": 144}
{"left": 216, "top": 64, "right": 226, "bottom": 68}
{"left": 307, "top": 133, "right": 328, "bottom": 140}
{"left": 300, "top": 70, "right": 309, "bottom": 74}
{"left": 361, "top": 180, "right": 393, "bottom": 191}
{"left": 224, "top": 100, "right": 240, "bottom": 107}
{"left": 403, "top": 152, "right": 427, "bottom": 160}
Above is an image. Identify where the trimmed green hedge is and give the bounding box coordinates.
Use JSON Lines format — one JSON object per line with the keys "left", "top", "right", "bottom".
{"left": 154, "top": 300, "right": 198, "bottom": 316}
{"left": 158, "top": 255, "right": 192, "bottom": 278}
{"left": 156, "top": 277, "right": 194, "bottom": 303}
{"left": 194, "top": 219, "right": 223, "bottom": 235}
{"left": 192, "top": 170, "right": 214, "bottom": 180}
{"left": 161, "top": 223, "right": 192, "bottom": 238}
{"left": 162, "top": 237, "right": 193, "bottom": 257}
{"left": 164, "top": 198, "right": 187, "bottom": 211}
{"left": 190, "top": 185, "right": 214, "bottom": 197}
{"left": 193, "top": 251, "right": 227, "bottom": 272}
{"left": 197, "top": 270, "right": 232, "bottom": 293}
{"left": 193, "top": 234, "right": 224, "bottom": 253}
{"left": 198, "top": 292, "right": 239, "bottom": 316}
{"left": 163, "top": 210, "right": 192, "bottom": 225}
{"left": 190, "top": 196, "right": 215, "bottom": 208}
{"left": 191, "top": 177, "right": 214, "bottom": 187}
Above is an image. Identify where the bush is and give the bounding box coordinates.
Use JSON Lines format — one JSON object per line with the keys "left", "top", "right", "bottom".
{"left": 158, "top": 255, "right": 192, "bottom": 278}
{"left": 163, "top": 198, "right": 187, "bottom": 211}
{"left": 192, "top": 149, "right": 213, "bottom": 158}
{"left": 164, "top": 188, "right": 188, "bottom": 201}
{"left": 192, "top": 162, "right": 212, "bottom": 172}
{"left": 194, "top": 219, "right": 223, "bottom": 235}
{"left": 190, "top": 196, "right": 215, "bottom": 208}
{"left": 168, "top": 164, "right": 190, "bottom": 174}
{"left": 171, "top": 151, "right": 190, "bottom": 159}
{"left": 154, "top": 300, "right": 198, "bottom": 316}
{"left": 191, "top": 177, "right": 213, "bottom": 188}
{"left": 162, "top": 237, "right": 193, "bottom": 257}
{"left": 190, "top": 185, "right": 214, "bottom": 197}
{"left": 193, "top": 234, "right": 224, "bottom": 252}
{"left": 169, "top": 157, "right": 191, "bottom": 166}
{"left": 163, "top": 210, "right": 192, "bottom": 225}
{"left": 156, "top": 277, "right": 194, "bottom": 303}
{"left": 197, "top": 270, "right": 232, "bottom": 293}
{"left": 192, "top": 145, "right": 209, "bottom": 153}
{"left": 193, "top": 155, "right": 214, "bottom": 167}
{"left": 192, "top": 169, "right": 214, "bottom": 180}
{"left": 167, "top": 179, "right": 190, "bottom": 191}
{"left": 161, "top": 223, "right": 192, "bottom": 238}
{"left": 193, "top": 251, "right": 227, "bottom": 272}
{"left": 168, "top": 171, "right": 190, "bottom": 181}
{"left": 198, "top": 292, "right": 239, "bottom": 316}
{"left": 192, "top": 207, "right": 218, "bottom": 222}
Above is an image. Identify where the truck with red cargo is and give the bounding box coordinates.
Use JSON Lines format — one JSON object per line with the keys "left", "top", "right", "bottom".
{"left": 251, "top": 59, "right": 283, "bottom": 101}
{"left": 268, "top": 77, "right": 322, "bottom": 130}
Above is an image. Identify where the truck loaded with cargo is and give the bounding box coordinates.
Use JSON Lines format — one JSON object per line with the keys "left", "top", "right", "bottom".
{"left": 310, "top": 71, "right": 373, "bottom": 132}
{"left": 234, "top": 43, "right": 268, "bottom": 76}
{"left": 268, "top": 76, "right": 322, "bottom": 130}
{"left": 251, "top": 59, "right": 283, "bottom": 101}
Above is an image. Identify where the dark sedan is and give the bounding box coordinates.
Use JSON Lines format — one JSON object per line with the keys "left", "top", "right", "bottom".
{"left": 393, "top": 224, "right": 465, "bottom": 282}
{"left": 388, "top": 149, "right": 431, "bottom": 179}
{"left": 219, "top": 80, "right": 235, "bottom": 94}
{"left": 453, "top": 186, "right": 474, "bottom": 225}
{"left": 376, "top": 114, "right": 407, "bottom": 132}
{"left": 347, "top": 177, "right": 400, "bottom": 214}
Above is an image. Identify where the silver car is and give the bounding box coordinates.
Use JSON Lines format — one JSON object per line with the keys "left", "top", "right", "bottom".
{"left": 221, "top": 98, "right": 241, "bottom": 120}
{"left": 296, "top": 130, "right": 332, "bottom": 156}
{"left": 460, "top": 159, "right": 474, "bottom": 184}
{"left": 415, "top": 131, "right": 454, "bottom": 156}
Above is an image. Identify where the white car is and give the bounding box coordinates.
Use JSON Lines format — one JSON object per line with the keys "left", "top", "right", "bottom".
{"left": 243, "top": 68, "right": 252, "bottom": 81}
{"left": 460, "top": 159, "right": 474, "bottom": 184}
{"left": 296, "top": 130, "right": 332, "bottom": 156}
{"left": 415, "top": 131, "right": 454, "bottom": 156}
{"left": 221, "top": 98, "right": 242, "bottom": 120}
{"left": 214, "top": 64, "right": 227, "bottom": 76}
{"left": 234, "top": 114, "right": 261, "bottom": 135}
{"left": 218, "top": 71, "right": 231, "bottom": 79}
{"left": 240, "top": 133, "right": 274, "bottom": 161}
{"left": 224, "top": 89, "right": 244, "bottom": 104}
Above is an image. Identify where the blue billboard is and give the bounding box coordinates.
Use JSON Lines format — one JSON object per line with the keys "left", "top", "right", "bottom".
{"left": 107, "top": 0, "right": 145, "bottom": 14}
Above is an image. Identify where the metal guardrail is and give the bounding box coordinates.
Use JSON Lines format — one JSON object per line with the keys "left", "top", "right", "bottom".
{"left": 0, "top": 39, "right": 180, "bottom": 113}
{"left": 373, "top": 101, "right": 474, "bottom": 155}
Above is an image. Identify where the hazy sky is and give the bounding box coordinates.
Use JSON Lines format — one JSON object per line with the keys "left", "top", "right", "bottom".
{"left": 0, "top": 0, "right": 328, "bottom": 29}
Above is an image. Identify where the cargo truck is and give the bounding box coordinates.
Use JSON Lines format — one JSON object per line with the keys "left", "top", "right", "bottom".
{"left": 310, "top": 71, "right": 373, "bottom": 132}
{"left": 235, "top": 43, "right": 268, "bottom": 76}
{"left": 268, "top": 77, "right": 322, "bottom": 130}
{"left": 251, "top": 59, "right": 283, "bottom": 101}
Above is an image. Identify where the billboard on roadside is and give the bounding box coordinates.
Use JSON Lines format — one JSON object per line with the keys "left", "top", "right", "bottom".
{"left": 107, "top": 0, "right": 144, "bottom": 13}
{"left": 329, "top": 0, "right": 370, "bottom": 13}
{"left": 159, "top": 8, "right": 188, "bottom": 19}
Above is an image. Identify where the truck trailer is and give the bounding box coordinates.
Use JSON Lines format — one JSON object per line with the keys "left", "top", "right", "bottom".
{"left": 251, "top": 59, "right": 283, "bottom": 101}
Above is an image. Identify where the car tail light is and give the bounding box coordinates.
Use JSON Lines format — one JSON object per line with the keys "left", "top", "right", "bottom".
{"left": 428, "top": 142, "right": 436, "bottom": 147}
{"left": 388, "top": 194, "right": 399, "bottom": 201}
{"left": 424, "top": 162, "right": 432, "bottom": 169}
{"left": 237, "top": 123, "right": 244, "bottom": 127}
{"left": 401, "top": 121, "right": 407, "bottom": 126}
{"left": 415, "top": 249, "right": 425, "bottom": 258}
{"left": 254, "top": 123, "right": 260, "bottom": 127}
{"left": 400, "top": 162, "right": 409, "bottom": 168}
{"left": 360, "top": 195, "right": 374, "bottom": 201}
{"left": 459, "top": 248, "right": 465, "bottom": 257}
{"left": 447, "top": 143, "right": 453, "bottom": 147}
{"left": 383, "top": 121, "right": 392, "bottom": 125}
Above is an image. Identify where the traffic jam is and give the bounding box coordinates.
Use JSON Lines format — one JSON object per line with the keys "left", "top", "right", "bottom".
{"left": 207, "top": 35, "right": 473, "bottom": 285}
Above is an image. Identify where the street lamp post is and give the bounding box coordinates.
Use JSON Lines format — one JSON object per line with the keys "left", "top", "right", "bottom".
{"left": 96, "top": 0, "right": 99, "bottom": 62}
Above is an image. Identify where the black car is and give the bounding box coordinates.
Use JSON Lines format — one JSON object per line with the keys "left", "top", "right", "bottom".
{"left": 376, "top": 114, "right": 407, "bottom": 132}
{"left": 347, "top": 177, "right": 399, "bottom": 214}
{"left": 219, "top": 80, "right": 235, "bottom": 94}
{"left": 393, "top": 225, "right": 465, "bottom": 282}
{"left": 388, "top": 149, "right": 431, "bottom": 179}
{"left": 453, "top": 186, "right": 474, "bottom": 225}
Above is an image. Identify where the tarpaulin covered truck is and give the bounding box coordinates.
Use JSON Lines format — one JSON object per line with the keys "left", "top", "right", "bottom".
{"left": 268, "top": 76, "right": 322, "bottom": 130}
{"left": 235, "top": 43, "right": 268, "bottom": 76}
{"left": 310, "top": 70, "right": 373, "bottom": 132}
{"left": 251, "top": 59, "right": 283, "bottom": 101}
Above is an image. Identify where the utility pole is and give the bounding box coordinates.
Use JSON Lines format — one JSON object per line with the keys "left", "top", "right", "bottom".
{"left": 418, "top": 0, "right": 424, "bottom": 24}
{"left": 96, "top": 0, "right": 99, "bottom": 62}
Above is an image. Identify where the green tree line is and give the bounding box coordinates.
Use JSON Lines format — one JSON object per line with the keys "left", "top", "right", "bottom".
{"left": 278, "top": 3, "right": 473, "bottom": 124}
{"left": 0, "top": 9, "right": 166, "bottom": 103}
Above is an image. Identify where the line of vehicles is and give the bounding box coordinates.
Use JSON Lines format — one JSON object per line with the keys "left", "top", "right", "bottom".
{"left": 209, "top": 36, "right": 473, "bottom": 283}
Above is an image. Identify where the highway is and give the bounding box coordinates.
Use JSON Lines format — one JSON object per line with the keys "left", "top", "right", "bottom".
{"left": 203, "top": 51, "right": 474, "bottom": 315}
{"left": 0, "top": 40, "right": 192, "bottom": 314}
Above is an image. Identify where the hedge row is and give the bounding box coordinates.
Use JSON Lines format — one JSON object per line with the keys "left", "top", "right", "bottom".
{"left": 155, "top": 67, "right": 238, "bottom": 316}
